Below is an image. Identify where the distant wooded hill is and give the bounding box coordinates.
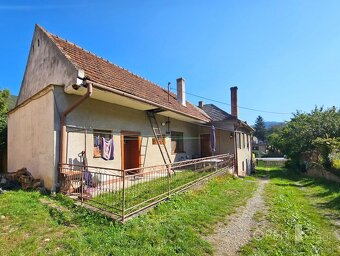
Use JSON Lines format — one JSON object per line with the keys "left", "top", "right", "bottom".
{"left": 264, "top": 121, "right": 285, "bottom": 129}
{"left": 8, "top": 95, "right": 17, "bottom": 110}
{"left": 251, "top": 121, "right": 285, "bottom": 129}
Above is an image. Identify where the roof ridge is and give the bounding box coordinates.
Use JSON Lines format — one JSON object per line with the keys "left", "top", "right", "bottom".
{"left": 36, "top": 24, "right": 81, "bottom": 71}
{"left": 41, "top": 25, "right": 176, "bottom": 97}
{"left": 35, "top": 25, "right": 210, "bottom": 122}
{"left": 205, "top": 103, "right": 232, "bottom": 115}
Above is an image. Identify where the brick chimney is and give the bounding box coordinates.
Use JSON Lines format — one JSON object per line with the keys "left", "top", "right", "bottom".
{"left": 176, "top": 78, "right": 186, "bottom": 106}
{"left": 198, "top": 101, "right": 204, "bottom": 108}
{"left": 230, "top": 86, "right": 238, "bottom": 118}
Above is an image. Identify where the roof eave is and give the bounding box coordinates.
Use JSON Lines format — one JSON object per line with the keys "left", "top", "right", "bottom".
{"left": 65, "top": 81, "right": 210, "bottom": 123}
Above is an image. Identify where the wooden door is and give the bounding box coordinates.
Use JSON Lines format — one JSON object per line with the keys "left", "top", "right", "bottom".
{"left": 200, "top": 134, "right": 211, "bottom": 157}
{"left": 123, "top": 135, "right": 140, "bottom": 172}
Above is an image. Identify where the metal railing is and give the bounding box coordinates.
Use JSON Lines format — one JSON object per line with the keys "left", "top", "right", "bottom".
{"left": 59, "top": 154, "right": 234, "bottom": 222}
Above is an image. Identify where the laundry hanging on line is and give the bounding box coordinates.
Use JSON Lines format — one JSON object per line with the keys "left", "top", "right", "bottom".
{"left": 102, "top": 137, "right": 114, "bottom": 160}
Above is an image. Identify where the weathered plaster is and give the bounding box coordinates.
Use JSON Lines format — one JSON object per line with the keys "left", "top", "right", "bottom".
{"left": 16, "top": 25, "right": 78, "bottom": 106}
{"left": 8, "top": 90, "right": 55, "bottom": 189}
{"left": 53, "top": 86, "right": 200, "bottom": 170}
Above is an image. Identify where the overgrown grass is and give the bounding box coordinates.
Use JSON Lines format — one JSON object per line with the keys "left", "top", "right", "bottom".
{"left": 0, "top": 174, "right": 257, "bottom": 255}
{"left": 241, "top": 166, "right": 340, "bottom": 256}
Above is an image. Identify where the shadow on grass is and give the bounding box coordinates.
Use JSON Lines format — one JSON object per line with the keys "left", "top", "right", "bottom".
{"left": 254, "top": 165, "right": 340, "bottom": 212}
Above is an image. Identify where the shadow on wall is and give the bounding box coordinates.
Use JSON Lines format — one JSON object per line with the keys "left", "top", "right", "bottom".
{"left": 68, "top": 157, "right": 83, "bottom": 166}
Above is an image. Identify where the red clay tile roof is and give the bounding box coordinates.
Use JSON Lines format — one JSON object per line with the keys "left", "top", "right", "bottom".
{"left": 41, "top": 26, "right": 210, "bottom": 122}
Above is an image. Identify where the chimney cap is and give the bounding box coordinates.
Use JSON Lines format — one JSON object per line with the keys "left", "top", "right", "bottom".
{"left": 230, "top": 86, "right": 238, "bottom": 90}
{"left": 176, "top": 77, "right": 185, "bottom": 82}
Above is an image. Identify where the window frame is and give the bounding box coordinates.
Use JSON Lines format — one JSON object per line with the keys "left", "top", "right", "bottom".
{"left": 93, "top": 129, "right": 112, "bottom": 158}
{"left": 171, "top": 131, "right": 184, "bottom": 154}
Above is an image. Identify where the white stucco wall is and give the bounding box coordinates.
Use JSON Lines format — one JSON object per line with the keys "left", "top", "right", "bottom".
{"left": 8, "top": 89, "right": 55, "bottom": 189}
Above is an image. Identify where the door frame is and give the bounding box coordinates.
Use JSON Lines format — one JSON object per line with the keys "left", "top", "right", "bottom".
{"left": 120, "top": 130, "right": 141, "bottom": 171}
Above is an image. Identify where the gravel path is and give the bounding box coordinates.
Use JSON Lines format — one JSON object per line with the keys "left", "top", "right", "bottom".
{"left": 205, "top": 179, "right": 268, "bottom": 256}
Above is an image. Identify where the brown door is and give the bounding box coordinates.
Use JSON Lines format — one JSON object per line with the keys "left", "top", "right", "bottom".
{"left": 200, "top": 134, "right": 211, "bottom": 157}
{"left": 123, "top": 135, "right": 140, "bottom": 172}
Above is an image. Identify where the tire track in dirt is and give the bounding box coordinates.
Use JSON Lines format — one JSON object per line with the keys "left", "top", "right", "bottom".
{"left": 205, "top": 179, "right": 268, "bottom": 256}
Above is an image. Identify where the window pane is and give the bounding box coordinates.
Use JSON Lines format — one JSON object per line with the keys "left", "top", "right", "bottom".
{"left": 93, "top": 130, "right": 111, "bottom": 158}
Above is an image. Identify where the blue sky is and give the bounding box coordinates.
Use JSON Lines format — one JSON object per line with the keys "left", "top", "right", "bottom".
{"left": 0, "top": 0, "right": 339, "bottom": 124}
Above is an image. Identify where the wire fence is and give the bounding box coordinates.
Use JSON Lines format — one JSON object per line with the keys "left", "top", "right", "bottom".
{"left": 59, "top": 154, "right": 234, "bottom": 222}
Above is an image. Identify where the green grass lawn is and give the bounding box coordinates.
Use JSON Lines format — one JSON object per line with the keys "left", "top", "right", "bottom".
{"left": 90, "top": 169, "right": 217, "bottom": 216}
{"left": 241, "top": 166, "right": 340, "bottom": 256}
{"left": 0, "top": 174, "right": 257, "bottom": 256}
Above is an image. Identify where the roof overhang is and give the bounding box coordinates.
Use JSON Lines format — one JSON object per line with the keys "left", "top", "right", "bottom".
{"left": 65, "top": 85, "right": 208, "bottom": 124}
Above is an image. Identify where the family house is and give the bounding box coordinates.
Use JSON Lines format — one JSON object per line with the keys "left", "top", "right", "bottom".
{"left": 8, "top": 25, "right": 253, "bottom": 191}
{"left": 199, "top": 88, "right": 254, "bottom": 176}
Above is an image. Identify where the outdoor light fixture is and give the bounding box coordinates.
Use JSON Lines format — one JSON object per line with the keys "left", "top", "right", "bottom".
{"left": 230, "top": 132, "right": 233, "bottom": 139}
{"left": 161, "top": 122, "right": 166, "bottom": 126}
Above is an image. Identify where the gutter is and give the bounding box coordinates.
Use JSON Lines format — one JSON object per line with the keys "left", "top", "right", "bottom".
{"left": 59, "top": 81, "right": 93, "bottom": 166}
{"left": 85, "top": 80, "right": 210, "bottom": 123}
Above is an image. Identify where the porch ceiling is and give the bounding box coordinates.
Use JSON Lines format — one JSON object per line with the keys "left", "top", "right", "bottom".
{"left": 66, "top": 86, "right": 206, "bottom": 124}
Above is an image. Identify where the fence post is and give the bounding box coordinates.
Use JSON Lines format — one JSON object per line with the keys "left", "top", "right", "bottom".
{"left": 122, "top": 170, "right": 125, "bottom": 222}
{"left": 81, "top": 168, "right": 84, "bottom": 204}
{"left": 167, "top": 165, "right": 171, "bottom": 198}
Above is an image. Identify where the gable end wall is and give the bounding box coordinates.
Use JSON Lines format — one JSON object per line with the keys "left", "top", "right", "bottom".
{"left": 16, "top": 25, "right": 78, "bottom": 106}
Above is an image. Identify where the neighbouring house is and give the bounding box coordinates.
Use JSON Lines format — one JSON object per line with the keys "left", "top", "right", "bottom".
{"left": 198, "top": 87, "right": 254, "bottom": 176}
{"left": 252, "top": 137, "right": 268, "bottom": 156}
{"left": 8, "top": 25, "right": 253, "bottom": 191}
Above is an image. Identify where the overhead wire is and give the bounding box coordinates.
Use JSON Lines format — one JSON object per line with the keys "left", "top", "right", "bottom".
{"left": 169, "top": 87, "right": 291, "bottom": 115}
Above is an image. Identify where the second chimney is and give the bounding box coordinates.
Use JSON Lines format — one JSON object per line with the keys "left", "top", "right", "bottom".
{"left": 230, "top": 86, "right": 238, "bottom": 118}
{"left": 176, "top": 78, "right": 186, "bottom": 106}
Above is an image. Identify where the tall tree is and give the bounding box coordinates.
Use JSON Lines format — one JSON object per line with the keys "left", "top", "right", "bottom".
{"left": 0, "top": 89, "right": 10, "bottom": 151}
{"left": 269, "top": 106, "right": 340, "bottom": 167}
{"left": 254, "top": 115, "right": 266, "bottom": 141}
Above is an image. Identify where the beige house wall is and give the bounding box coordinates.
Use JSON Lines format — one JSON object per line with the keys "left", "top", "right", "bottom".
{"left": 54, "top": 87, "right": 200, "bottom": 170}
{"left": 17, "top": 25, "right": 78, "bottom": 106}
{"left": 236, "top": 132, "right": 252, "bottom": 176}
{"left": 8, "top": 89, "right": 56, "bottom": 189}
{"left": 200, "top": 122, "right": 252, "bottom": 175}
{"left": 8, "top": 84, "right": 251, "bottom": 192}
{"left": 198, "top": 126, "right": 234, "bottom": 156}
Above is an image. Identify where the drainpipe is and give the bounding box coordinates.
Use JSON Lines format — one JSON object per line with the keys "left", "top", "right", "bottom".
{"left": 233, "top": 130, "right": 238, "bottom": 176}
{"left": 59, "top": 81, "right": 93, "bottom": 166}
